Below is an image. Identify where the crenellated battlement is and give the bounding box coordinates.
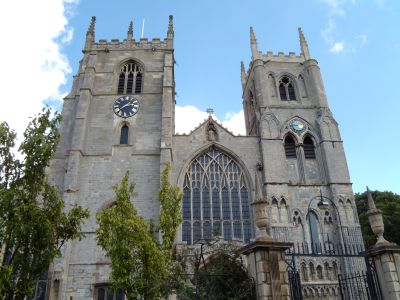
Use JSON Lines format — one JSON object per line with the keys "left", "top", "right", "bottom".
{"left": 83, "top": 15, "right": 174, "bottom": 53}
{"left": 91, "top": 37, "right": 170, "bottom": 52}
{"left": 261, "top": 50, "right": 303, "bottom": 62}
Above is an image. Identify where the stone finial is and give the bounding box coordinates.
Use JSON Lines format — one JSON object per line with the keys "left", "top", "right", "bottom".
{"left": 298, "top": 27, "right": 311, "bottom": 60}
{"left": 241, "top": 61, "right": 246, "bottom": 90}
{"left": 366, "top": 187, "right": 389, "bottom": 245}
{"left": 167, "top": 15, "right": 174, "bottom": 39}
{"left": 127, "top": 21, "right": 133, "bottom": 40}
{"left": 254, "top": 170, "right": 263, "bottom": 202}
{"left": 84, "top": 16, "right": 96, "bottom": 52}
{"left": 250, "top": 27, "right": 259, "bottom": 60}
{"left": 252, "top": 171, "right": 273, "bottom": 241}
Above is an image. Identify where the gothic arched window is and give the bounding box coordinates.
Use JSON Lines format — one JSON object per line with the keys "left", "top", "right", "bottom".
{"left": 279, "top": 76, "right": 296, "bottom": 101}
{"left": 117, "top": 60, "right": 143, "bottom": 94}
{"left": 303, "top": 135, "right": 316, "bottom": 159}
{"left": 120, "top": 125, "right": 129, "bottom": 144}
{"left": 284, "top": 135, "right": 297, "bottom": 158}
{"left": 181, "top": 147, "right": 252, "bottom": 244}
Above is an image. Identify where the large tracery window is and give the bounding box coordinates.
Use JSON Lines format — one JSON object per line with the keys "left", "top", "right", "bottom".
{"left": 117, "top": 60, "right": 143, "bottom": 94}
{"left": 182, "top": 147, "right": 252, "bottom": 244}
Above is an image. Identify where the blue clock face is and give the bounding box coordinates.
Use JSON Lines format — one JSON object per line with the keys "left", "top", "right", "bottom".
{"left": 113, "top": 96, "right": 139, "bottom": 118}
{"left": 290, "top": 119, "right": 305, "bottom": 133}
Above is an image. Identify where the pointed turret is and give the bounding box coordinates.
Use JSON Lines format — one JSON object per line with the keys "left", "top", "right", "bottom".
{"left": 241, "top": 61, "right": 247, "bottom": 90}
{"left": 250, "top": 27, "right": 259, "bottom": 59}
{"left": 298, "top": 27, "right": 311, "bottom": 60}
{"left": 127, "top": 21, "right": 133, "bottom": 41}
{"left": 166, "top": 15, "right": 174, "bottom": 48}
{"left": 84, "top": 16, "right": 96, "bottom": 52}
{"left": 167, "top": 15, "right": 174, "bottom": 39}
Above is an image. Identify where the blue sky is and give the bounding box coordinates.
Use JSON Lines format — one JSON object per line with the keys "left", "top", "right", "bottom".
{"left": 0, "top": 0, "right": 399, "bottom": 194}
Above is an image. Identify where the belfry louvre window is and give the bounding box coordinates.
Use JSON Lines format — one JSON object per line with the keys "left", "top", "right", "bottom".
{"left": 182, "top": 147, "right": 252, "bottom": 245}
{"left": 117, "top": 60, "right": 143, "bottom": 94}
{"left": 303, "top": 135, "right": 316, "bottom": 159}
{"left": 279, "top": 76, "right": 296, "bottom": 101}
{"left": 284, "top": 135, "right": 297, "bottom": 158}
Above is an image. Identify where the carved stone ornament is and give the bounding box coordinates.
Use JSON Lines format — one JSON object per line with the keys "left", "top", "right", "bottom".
{"left": 366, "top": 187, "right": 389, "bottom": 245}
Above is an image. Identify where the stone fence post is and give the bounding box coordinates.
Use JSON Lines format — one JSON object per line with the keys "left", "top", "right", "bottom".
{"left": 365, "top": 187, "right": 400, "bottom": 300}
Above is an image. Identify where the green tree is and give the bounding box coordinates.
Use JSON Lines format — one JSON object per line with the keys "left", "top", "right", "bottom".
{"left": 355, "top": 190, "right": 400, "bottom": 247}
{"left": 192, "top": 242, "right": 255, "bottom": 300}
{"left": 0, "top": 108, "right": 89, "bottom": 299}
{"left": 96, "top": 164, "right": 183, "bottom": 300}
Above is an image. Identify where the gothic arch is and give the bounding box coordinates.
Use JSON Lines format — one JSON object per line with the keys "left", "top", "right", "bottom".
{"left": 280, "top": 116, "right": 320, "bottom": 142}
{"left": 114, "top": 121, "right": 131, "bottom": 145}
{"left": 176, "top": 143, "right": 253, "bottom": 189}
{"left": 178, "top": 145, "right": 254, "bottom": 244}
{"left": 298, "top": 73, "right": 308, "bottom": 98}
{"left": 113, "top": 58, "right": 145, "bottom": 94}
{"left": 276, "top": 72, "right": 300, "bottom": 101}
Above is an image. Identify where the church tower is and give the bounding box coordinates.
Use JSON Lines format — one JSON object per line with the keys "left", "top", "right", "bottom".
{"left": 48, "top": 16, "right": 175, "bottom": 299}
{"left": 241, "top": 27, "right": 364, "bottom": 295}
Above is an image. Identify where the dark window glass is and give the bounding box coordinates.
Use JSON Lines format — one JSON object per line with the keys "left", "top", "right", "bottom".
{"left": 117, "top": 61, "right": 143, "bottom": 94}
{"left": 193, "top": 189, "right": 201, "bottom": 220}
{"left": 233, "top": 221, "right": 241, "bottom": 238}
{"left": 120, "top": 125, "right": 129, "bottom": 145}
{"left": 223, "top": 221, "right": 232, "bottom": 240}
{"left": 183, "top": 187, "right": 191, "bottom": 220}
{"left": 135, "top": 73, "right": 142, "bottom": 93}
{"left": 303, "top": 136, "right": 316, "bottom": 159}
{"left": 232, "top": 188, "right": 241, "bottom": 219}
{"left": 243, "top": 221, "right": 251, "bottom": 243}
{"left": 213, "top": 221, "right": 221, "bottom": 237}
{"left": 193, "top": 222, "right": 201, "bottom": 242}
{"left": 118, "top": 73, "right": 125, "bottom": 94}
{"left": 182, "top": 147, "right": 252, "bottom": 244}
{"left": 98, "top": 288, "right": 105, "bottom": 300}
{"left": 288, "top": 83, "right": 296, "bottom": 100}
{"left": 284, "top": 135, "right": 297, "bottom": 158}
{"left": 279, "top": 76, "right": 296, "bottom": 101}
{"left": 279, "top": 83, "right": 287, "bottom": 100}
{"left": 212, "top": 189, "right": 220, "bottom": 219}
{"left": 241, "top": 188, "right": 250, "bottom": 219}
{"left": 203, "top": 222, "right": 211, "bottom": 240}
{"left": 309, "top": 211, "right": 321, "bottom": 253}
{"left": 222, "top": 188, "right": 230, "bottom": 220}
{"left": 182, "top": 221, "right": 191, "bottom": 244}
{"left": 126, "top": 73, "right": 134, "bottom": 94}
{"left": 202, "top": 187, "right": 210, "bottom": 220}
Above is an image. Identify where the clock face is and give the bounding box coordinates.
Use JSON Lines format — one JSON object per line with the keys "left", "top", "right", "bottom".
{"left": 290, "top": 119, "right": 305, "bottom": 133}
{"left": 113, "top": 96, "right": 139, "bottom": 118}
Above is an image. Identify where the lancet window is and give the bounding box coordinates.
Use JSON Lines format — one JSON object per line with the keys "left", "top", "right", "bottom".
{"left": 181, "top": 147, "right": 252, "bottom": 245}
{"left": 120, "top": 124, "right": 129, "bottom": 144}
{"left": 117, "top": 60, "right": 143, "bottom": 94}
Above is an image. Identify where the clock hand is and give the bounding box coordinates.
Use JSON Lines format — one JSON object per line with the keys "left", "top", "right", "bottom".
{"left": 115, "top": 102, "right": 134, "bottom": 113}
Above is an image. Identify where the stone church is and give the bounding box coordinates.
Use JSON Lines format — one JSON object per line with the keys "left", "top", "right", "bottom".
{"left": 46, "top": 15, "right": 365, "bottom": 299}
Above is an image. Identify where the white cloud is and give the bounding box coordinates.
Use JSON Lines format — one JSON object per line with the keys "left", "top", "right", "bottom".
{"left": 0, "top": 0, "right": 76, "bottom": 143}
{"left": 330, "top": 41, "right": 345, "bottom": 53}
{"left": 319, "top": 0, "right": 357, "bottom": 54}
{"left": 221, "top": 111, "right": 246, "bottom": 135}
{"left": 175, "top": 105, "right": 246, "bottom": 135}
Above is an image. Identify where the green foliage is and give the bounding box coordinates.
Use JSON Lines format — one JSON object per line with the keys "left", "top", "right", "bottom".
{"left": 96, "top": 164, "right": 183, "bottom": 300}
{"left": 191, "top": 243, "right": 255, "bottom": 300}
{"left": 0, "top": 108, "right": 89, "bottom": 299}
{"left": 356, "top": 190, "right": 400, "bottom": 247}
{"left": 159, "top": 163, "right": 183, "bottom": 258}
